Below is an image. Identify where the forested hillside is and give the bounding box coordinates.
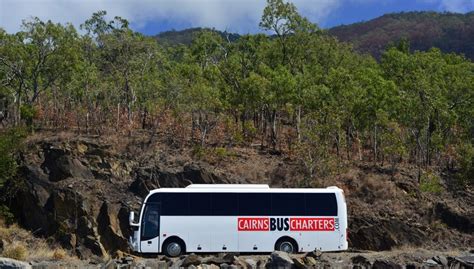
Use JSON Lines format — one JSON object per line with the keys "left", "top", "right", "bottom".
{"left": 155, "top": 12, "right": 474, "bottom": 61}
{"left": 1, "top": 1, "right": 473, "bottom": 185}
{"left": 156, "top": 27, "right": 240, "bottom": 46}
{"left": 329, "top": 11, "right": 474, "bottom": 60}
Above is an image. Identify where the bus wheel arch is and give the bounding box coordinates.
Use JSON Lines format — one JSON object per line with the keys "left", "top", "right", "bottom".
{"left": 275, "top": 236, "right": 298, "bottom": 254}
{"left": 162, "top": 236, "right": 186, "bottom": 257}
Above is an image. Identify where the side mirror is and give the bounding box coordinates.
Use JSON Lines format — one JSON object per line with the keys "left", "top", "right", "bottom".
{"left": 129, "top": 211, "right": 137, "bottom": 226}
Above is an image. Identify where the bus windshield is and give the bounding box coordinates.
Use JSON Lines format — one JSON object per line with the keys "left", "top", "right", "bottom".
{"left": 141, "top": 203, "right": 160, "bottom": 240}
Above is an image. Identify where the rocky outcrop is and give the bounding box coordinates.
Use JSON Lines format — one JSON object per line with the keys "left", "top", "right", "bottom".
{"left": 7, "top": 138, "right": 230, "bottom": 259}
{"left": 129, "top": 164, "right": 228, "bottom": 197}
{"left": 434, "top": 202, "right": 474, "bottom": 233}
{"left": 349, "top": 216, "right": 425, "bottom": 250}
{"left": 0, "top": 258, "right": 31, "bottom": 269}
{"left": 41, "top": 251, "right": 470, "bottom": 269}
{"left": 4, "top": 134, "right": 473, "bottom": 259}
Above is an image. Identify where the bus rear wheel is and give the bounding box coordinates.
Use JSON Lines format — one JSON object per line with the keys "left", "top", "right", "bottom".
{"left": 275, "top": 237, "right": 298, "bottom": 254}
{"left": 163, "top": 238, "right": 185, "bottom": 257}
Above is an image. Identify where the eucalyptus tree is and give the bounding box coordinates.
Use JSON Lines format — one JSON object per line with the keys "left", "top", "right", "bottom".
{"left": 0, "top": 18, "right": 79, "bottom": 125}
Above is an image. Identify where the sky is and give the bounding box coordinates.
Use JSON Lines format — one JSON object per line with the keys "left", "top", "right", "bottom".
{"left": 1, "top": 0, "right": 473, "bottom": 35}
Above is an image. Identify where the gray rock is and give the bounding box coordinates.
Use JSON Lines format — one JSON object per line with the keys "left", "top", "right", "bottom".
{"left": 305, "top": 250, "right": 322, "bottom": 260}
{"left": 352, "top": 255, "right": 371, "bottom": 268}
{"left": 292, "top": 258, "right": 307, "bottom": 269}
{"left": 450, "top": 256, "right": 474, "bottom": 268}
{"left": 182, "top": 254, "right": 202, "bottom": 267}
{"left": 201, "top": 264, "right": 220, "bottom": 269}
{"left": 432, "top": 255, "right": 448, "bottom": 266}
{"left": 203, "top": 256, "right": 227, "bottom": 265}
{"left": 245, "top": 258, "right": 257, "bottom": 268}
{"left": 0, "top": 258, "right": 32, "bottom": 269}
{"left": 220, "top": 264, "right": 239, "bottom": 269}
{"left": 267, "top": 251, "right": 294, "bottom": 268}
{"left": 372, "top": 259, "right": 402, "bottom": 269}
{"left": 220, "top": 253, "right": 239, "bottom": 264}
{"left": 303, "top": 256, "right": 317, "bottom": 266}
{"left": 424, "top": 259, "right": 439, "bottom": 267}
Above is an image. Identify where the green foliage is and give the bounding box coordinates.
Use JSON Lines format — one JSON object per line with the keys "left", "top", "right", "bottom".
{"left": 0, "top": 128, "right": 26, "bottom": 188}
{"left": 0, "top": 1, "right": 473, "bottom": 182}
{"left": 419, "top": 171, "right": 443, "bottom": 193}
{"left": 0, "top": 205, "right": 15, "bottom": 225}
{"left": 456, "top": 143, "right": 474, "bottom": 187}
{"left": 19, "top": 105, "right": 36, "bottom": 126}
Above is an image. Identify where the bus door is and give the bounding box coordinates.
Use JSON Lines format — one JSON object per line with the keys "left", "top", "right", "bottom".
{"left": 140, "top": 203, "right": 161, "bottom": 253}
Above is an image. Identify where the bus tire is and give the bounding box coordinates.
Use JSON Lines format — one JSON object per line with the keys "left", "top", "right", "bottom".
{"left": 162, "top": 237, "right": 185, "bottom": 257}
{"left": 275, "top": 237, "right": 298, "bottom": 254}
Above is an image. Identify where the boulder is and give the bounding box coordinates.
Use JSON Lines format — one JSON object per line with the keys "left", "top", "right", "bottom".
{"left": 372, "top": 259, "right": 402, "bottom": 269}
{"left": 244, "top": 258, "right": 257, "bottom": 268}
{"left": 129, "top": 164, "right": 227, "bottom": 197}
{"left": 204, "top": 256, "right": 228, "bottom": 265}
{"left": 182, "top": 254, "right": 202, "bottom": 267}
{"left": 432, "top": 255, "right": 448, "bottom": 266}
{"left": 266, "top": 251, "right": 294, "bottom": 268}
{"left": 449, "top": 256, "right": 474, "bottom": 268}
{"left": 292, "top": 257, "right": 307, "bottom": 269}
{"left": 352, "top": 255, "right": 371, "bottom": 268}
{"left": 305, "top": 250, "right": 322, "bottom": 259}
{"left": 220, "top": 264, "right": 239, "bottom": 269}
{"left": 41, "top": 146, "right": 93, "bottom": 181}
{"left": 303, "top": 256, "right": 317, "bottom": 266}
{"left": 0, "top": 258, "right": 31, "bottom": 269}
{"left": 96, "top": 201, "right": 129, "bottom": 253}
{"left": 201, "top": 265, "right": 220, "bottom": 269}
{"left": 220, "top": 253, "right": 239, "bottom": 264}
{"left": 434, "top": 202, "right": 473, "bottom": 233}
{"left": 350, "top": 217, "right": 424, "bottom": 250}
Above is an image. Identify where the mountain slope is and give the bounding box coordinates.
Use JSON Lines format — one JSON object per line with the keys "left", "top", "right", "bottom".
{"left": 155, "top": 27, "right": 240, "bottom": 46}
{"left": 328, "top": 11, "right": 474, "bottom": 60}
{"left": 154, "top": 12, "right": 474, "bottom": 60}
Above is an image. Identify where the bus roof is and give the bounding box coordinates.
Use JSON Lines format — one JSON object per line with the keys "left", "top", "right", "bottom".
{"left": 186, "top": 184, "right": 270, "bottom": 189}
{"left": 147, "top": 184, "right": 343, "bottom": 195}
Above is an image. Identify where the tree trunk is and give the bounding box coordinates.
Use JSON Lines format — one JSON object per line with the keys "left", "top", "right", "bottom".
{"left": 270, "top": 109, "right": 278, "bottom": 150}
{"left": 116, "top": 103, "right": 120, "bottom": 131}
{"left": 373, "top": 124, "right": 378, "bottom": 164}
{"left": 296, "top": 105, "right": 301, "bottom": 143}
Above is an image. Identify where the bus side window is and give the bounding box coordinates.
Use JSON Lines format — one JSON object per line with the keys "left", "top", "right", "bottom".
{"left": 212, "top": 193, "right": 238, "bottom": 215}
{"left": 162, "top": 193, "right": 188, "bottom": 215}
{"left": 239, "top": 193, "right": 271, "bottom": 216}
{"left": 141, "top": 203, "right": 160, "bottom": 240}
{"left": 305, "top": 193, "right": 338, "bottom": 216}
{"left": 189, "top": 193, "right": 211, "bottom": 215}
{"left": 272, "top": 193, "right": 305, "bottom": 216}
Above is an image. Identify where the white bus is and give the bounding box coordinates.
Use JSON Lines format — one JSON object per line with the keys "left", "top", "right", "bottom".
{"left": 129, "top": 184, "right": 348, "bottom": 257}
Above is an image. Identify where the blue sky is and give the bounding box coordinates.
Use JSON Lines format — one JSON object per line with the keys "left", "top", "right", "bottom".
{"left": 1, "top": 0, "right": 473, "bottom": 35}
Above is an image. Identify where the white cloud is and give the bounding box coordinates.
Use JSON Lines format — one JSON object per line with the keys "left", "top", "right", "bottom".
{"left": 2, "top": 0, "right": 471, "bottom": 35}
{"left": 0, "top": 0, "right": 345, "bottom": 34}
{"left": 439, "top": 0, "right": 474, "bottom": 12}
{"left": 418, "top": 0, "right": 474, "bottom": 12}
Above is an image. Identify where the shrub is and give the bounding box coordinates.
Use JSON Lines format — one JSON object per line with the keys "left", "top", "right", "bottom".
{"left": 0, "top": 205, "right": 15, "bottom": 225}
{"left": 0, "top": 127, "right": 26, "bottom": 187}
{"left": 2, "top": 243, "right": 28, "bottom": 260}
{"left": 20, "top": 104, "right": 37, "bottom": 127}
{"left": 456, "top": 142, "right": 474, "bottom": 187}
{"left": 52, "top": 248, "right": 67, "bottom": 260}
{"left": 420, "top": 171, "right": 443, "bottom": 193}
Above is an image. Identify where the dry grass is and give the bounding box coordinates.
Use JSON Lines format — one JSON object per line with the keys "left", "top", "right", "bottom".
{"left": 0, "top": 218, "right": 75, "bottom": 262}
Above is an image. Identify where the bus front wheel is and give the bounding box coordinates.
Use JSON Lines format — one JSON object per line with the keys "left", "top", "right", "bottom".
{"left": 275, "top": 237, "right": 298, "bottom": 254}
{"left": 163, "top": 237, "right": 185, "bottom": 257}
